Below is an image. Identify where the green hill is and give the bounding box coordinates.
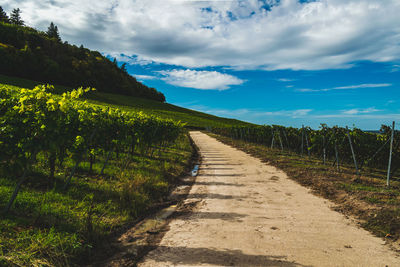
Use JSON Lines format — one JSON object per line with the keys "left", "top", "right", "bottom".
{"left": 0, "top": 19, "right": 253, "bottom": 128}
{"left": 0, "top": 74, "right": 254, "bottom": 128}
{"left": 0, "top": 22, "right": 164, "bottom": 101}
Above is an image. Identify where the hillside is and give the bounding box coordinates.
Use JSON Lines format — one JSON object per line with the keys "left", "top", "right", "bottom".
{"left": 0, "top": 22, "right": 164, "bottom": 101}
{"left": 0, "top": 79, "right": 191, "bottom": 266}
{"left": 0, "top": 74, "right": 254, "bottom": 128}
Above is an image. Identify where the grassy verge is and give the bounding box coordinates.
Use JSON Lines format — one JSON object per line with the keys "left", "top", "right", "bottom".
{"left": 0, "top": 133, "right": 194, "bottom": 266}
{"left": 208, "top": 132, "right": 400, "bottom": 244}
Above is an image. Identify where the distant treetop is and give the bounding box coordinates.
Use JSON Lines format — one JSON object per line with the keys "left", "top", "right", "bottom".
{"left": 10, "top": 8, "right": 24, "bottom": 26}
{"left": 0, "top": 6, "right": 9, "bottom": 23}
{"left": 46, "top": 22, "right": 61, "bottom": 42}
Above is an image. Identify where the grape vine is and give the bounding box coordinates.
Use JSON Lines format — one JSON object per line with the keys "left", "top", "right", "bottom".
{"left": 211, "top": 124, "right": 399, "bottom": 177}
{"left": 0, "top": 84, "right": 184, "bottom": 213}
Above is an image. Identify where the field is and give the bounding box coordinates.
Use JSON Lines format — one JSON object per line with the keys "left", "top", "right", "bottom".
{"left": 0, "top": 74, "right": 253, "bottom": 129}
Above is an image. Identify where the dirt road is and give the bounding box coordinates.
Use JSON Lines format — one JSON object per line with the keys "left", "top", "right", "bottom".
{"left": 138, "top": 131, "right": 399, "bottom": 266}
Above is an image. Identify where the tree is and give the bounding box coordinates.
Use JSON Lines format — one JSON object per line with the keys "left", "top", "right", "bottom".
{"left": 0, "top": 6, "right": 9, "bottom": 23}
{"left": 120, "top": 63, "right": 128, "bottom": 73}
{"left": 46, "top": 22, "right": 61, "bottom": 41}
{"left": 10, "top": 8, "right": 24, "bottom": 26}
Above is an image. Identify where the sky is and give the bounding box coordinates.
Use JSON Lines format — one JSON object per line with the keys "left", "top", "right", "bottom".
{"left": 3, "top": 0, "right": 400, "bottom": 129}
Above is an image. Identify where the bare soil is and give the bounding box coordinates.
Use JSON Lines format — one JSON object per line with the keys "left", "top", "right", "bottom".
{"left": 135, "top": 131, "right": 400, "bottom": 266}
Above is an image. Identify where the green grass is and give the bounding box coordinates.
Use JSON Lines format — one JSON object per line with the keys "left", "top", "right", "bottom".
{"left": 0, "top": 74, "right": 254, "bottom": 129}
{"left": 0, "top": 134, "right": 193, "bottom": 266}
{"left": 337, "top": 182, "right": 400, "bottom": 194}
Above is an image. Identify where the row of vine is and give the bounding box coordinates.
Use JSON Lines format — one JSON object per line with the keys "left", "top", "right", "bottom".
{"left": 211, "top": 124, "right": 399, "bottom": 178}
{"left": 0, "top": 84, "right": 184, "bottom": 213}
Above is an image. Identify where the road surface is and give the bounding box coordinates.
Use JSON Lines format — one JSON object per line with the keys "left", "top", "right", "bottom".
{"left": 138, "top": 131, "right": 399, "bottom": 266}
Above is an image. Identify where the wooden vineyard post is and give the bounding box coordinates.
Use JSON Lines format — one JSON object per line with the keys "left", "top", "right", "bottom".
{"left": 100, "top": 146, "right": 114, "bottom": 175}
{"left": 3, "top": 168, "right": 28, "bottom": 214}
{"left": 333, "top": 128, "right": 340, "bottom": 172}
{"left": 3, "top": 149, "right": 38, "bottom": 214}
{"left": 63, "top": 160, "right": 80, "bottom": 190}
{"left": 278, "top": 132, "right": 284, "bottom": 151}
{"left": 301, "top": 125, "right": 304, "bottom": 156}
{"left": 271, "top": 130, "right": 275, "bottom": 149}
{"left": 346, "top": 127, "right": 360, "bottom": 177}
{"left": 305, "top": 128, "right": 310, "bottom": 158}
{"left": 282, "top": 129, "right": 290, "bottom": 148}
{"left": 321, "top": 124, "right": 327, "bottom": 165}
{"left": 323, "top": 134, "right": 326, "bottom": 165}
{"left": 387, "top": 121, "right": 395, "bottom": 187}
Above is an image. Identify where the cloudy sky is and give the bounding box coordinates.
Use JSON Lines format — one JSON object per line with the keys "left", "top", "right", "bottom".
{"left": 3, "top": 0, "right": 400, "bottom": 129}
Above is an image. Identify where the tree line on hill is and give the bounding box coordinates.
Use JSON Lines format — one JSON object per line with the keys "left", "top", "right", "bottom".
{"left": 0, "top": 6, "right": 165, "bottom": 102}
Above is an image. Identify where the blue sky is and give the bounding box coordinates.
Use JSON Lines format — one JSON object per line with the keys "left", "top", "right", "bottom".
{"left": 126, "top": 60, "right": 399, "bottom": 129}
{"left": 3, "top": 0, "right": 400, "bottom": 129}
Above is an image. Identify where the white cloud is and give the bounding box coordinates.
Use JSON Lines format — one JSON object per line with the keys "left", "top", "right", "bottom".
{"left": 390, "top": 64, "right": 400, "bottom": 72}
{"left": 277, "top": 78, "right": 295, "bottom": 82}
{"left": 261, "top": 109, "right": 313, "bottom": 118}
{"left": 187, "top": 105, "right": 399, "bottom": 124}
{"left": 192, "top": 107, "right": 254, "bottom": 117}
{"left": 333, "top": 83, "right": 392, "bottom": 90}
{"left": 182, "top": 105, "right": 313, "bottom": 119}
{"left": 385, "top": 100, "right": 395, "bottom": 106}
{"left": 158, "top": 69, "right": 244, "bottom": 90}
{"left": 133, "top": 74, "right": 157, "bottom": 80}
{"left": 314, "top": 113, "right": 400, "bottom": 120}
{"left": 3, "top": 0, "right": 400, "bottom": 70}
{"left": 296, "top": 83, "right": 392, "bottom": 92}
{"left": 292, "top": 109, "right": 313, "bottom": 117}
{"left": 110, "top": 54, "right": 155, "bottom": 66}
{"left": 342, "top": 107, "right": 380, "bottom": 115}
{"left": 296, "top": 88, "right": 315, "bottom": 92}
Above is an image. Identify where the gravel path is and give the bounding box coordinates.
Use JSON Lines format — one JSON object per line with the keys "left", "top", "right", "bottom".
{"left": 138, "top": 131, "right": 400, "bottom": 266}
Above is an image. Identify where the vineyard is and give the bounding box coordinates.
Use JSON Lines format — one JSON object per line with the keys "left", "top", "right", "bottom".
{"left": 211, "top": 124, "right": 399, "bottom": 184}
{"left": 0, "top": 83, "right": 191, "bottom": 266}
{"left": 1, "top": 79, "right": 399, "bottom": 265}
{"left": 1, "top": 74, "right": 254, "bottom": 129}
{"left": 0, "top": 84, "right": 184, "bottom": 211}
